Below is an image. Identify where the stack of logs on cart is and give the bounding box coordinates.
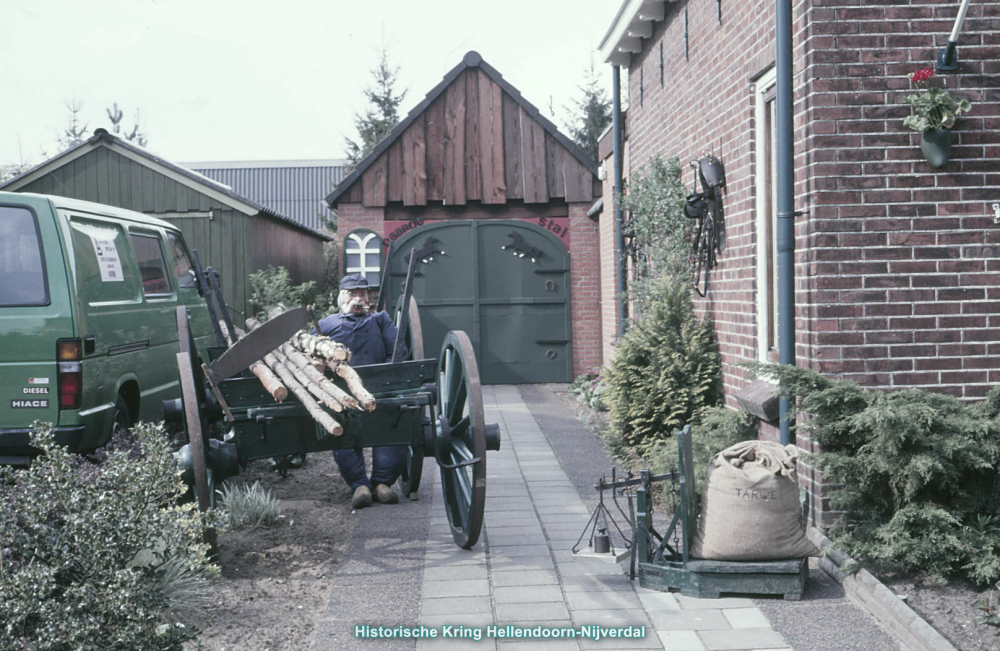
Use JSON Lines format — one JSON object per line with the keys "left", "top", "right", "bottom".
{"left": 231, "top": 312, "right": 376, "bottom": 437}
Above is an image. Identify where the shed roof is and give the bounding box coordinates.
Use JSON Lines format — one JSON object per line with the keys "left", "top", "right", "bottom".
{"left": 1, "top": 130, "right": 332, "bottom": 241}
{"left": 327, "top": 51, "right": 599, "bottom": 208}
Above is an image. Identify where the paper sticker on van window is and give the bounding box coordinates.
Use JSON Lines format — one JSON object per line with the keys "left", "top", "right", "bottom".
{"left": 12, "top": 399, "right": 49, "bottom": 409}
{"left": 90, "top": 235, "right": 125, "bottom": 282}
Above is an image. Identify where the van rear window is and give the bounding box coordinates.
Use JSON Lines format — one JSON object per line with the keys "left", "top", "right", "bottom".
{"left": 0, "top": 206, "right": 48, "bottom": 307}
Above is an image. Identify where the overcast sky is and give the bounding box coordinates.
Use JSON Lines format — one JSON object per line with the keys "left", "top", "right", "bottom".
{"left": 2, "top": 0, "right": 620, "bottom": 168}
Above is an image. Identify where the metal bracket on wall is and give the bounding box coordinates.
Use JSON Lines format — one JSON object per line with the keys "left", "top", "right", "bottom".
{"left": 992, "top": 203, "right": 1000, "bottom": 224}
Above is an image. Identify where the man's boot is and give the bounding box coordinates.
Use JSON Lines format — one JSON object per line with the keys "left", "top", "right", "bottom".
{"left": 351, "top": 485, "right": 372, "bottom": 509}
{"left": 373, "top": 483, "right": 399, "bottom": 504}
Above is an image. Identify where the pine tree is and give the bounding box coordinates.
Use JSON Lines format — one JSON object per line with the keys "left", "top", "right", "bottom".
{"left": 106, "top": 102, "right": 148, "bottom": 147}
{"left": 566, "top": 60, "right": 612, "bottom": 162}
{"left": 344, "top": 47, "right": 407, "bottom": 171}
{"left": 58, "top": 100, "right": 90, "bottom": 148}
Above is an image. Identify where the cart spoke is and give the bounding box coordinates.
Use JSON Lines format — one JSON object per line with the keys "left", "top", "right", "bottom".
{"left": 450, "top": 415, "right": 471, "bottom": 441}
{"left": 448, "top": 381, "right": 468, "bottom": 425}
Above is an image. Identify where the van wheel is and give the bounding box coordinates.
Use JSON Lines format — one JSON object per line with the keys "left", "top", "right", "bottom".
{"left": 111, "top": 395, "right": 132, "bottom": 440}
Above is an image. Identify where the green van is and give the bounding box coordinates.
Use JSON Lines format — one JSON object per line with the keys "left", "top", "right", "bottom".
{"left": 0, "top": 191, "right": 213, "bottom": 464}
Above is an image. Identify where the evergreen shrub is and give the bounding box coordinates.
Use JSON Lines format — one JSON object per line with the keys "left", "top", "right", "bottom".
{"left": 603, "top": 274, "right": 723, "bottom": 455}
{"left": 753, "top": 363, "right": 1000, "bottom": 584}
{"left": 0, "top": 422, "right": 219, "bottom": 650}
{"left": 249, "top": 265, "right": 337, "bottom": 319}
{"left": 646, "top": 406, "right": 758, "bottom": 501}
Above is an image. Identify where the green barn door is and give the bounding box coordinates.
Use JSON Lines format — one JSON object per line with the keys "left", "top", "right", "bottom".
{"left": 388, "top": 220, "right": 571, "bottom": 384}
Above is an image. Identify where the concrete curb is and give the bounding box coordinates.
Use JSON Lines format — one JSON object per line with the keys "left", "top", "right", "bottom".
{"left": 808, "top": 529, "right": 957, "bottom": 651}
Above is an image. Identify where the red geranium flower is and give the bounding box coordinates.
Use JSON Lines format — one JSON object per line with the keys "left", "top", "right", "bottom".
{"left": 909, "top": 67, "right": 935, "bottom": 84}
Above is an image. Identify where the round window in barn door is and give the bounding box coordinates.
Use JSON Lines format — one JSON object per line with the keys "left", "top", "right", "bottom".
{"left": 387, "top": 220, "right": 571, "bottom": 384}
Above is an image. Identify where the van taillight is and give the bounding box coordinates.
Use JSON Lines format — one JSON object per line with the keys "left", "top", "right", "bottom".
{"left": 57, "top": 339, "right": 82, "bottom": 409}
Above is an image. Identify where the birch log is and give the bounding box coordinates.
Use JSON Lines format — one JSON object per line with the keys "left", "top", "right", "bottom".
{"left": 222, "top": 322, "right": 287, "bottom": 402}
{"left": 279, "top": 343, "right": 358, "bottom": 411}
{"left": 334, "top": 364, "right": 377, "bottom": 411}
{"left": 260, "top": 350, "right": 343, "bottom": 437}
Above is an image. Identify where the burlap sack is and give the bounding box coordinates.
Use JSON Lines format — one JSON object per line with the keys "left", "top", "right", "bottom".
{"left": 690, "top": 440, "right": 819, "bottom": 561}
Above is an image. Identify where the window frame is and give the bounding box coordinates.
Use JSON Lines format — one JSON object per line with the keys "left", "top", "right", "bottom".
{"left": 128, "top": 229, "right": 173, "bottom": 298}
{"left": 344, "top": 229, "right": 382, "bottom": 286}
{"left": 755, "top": 68, "right": 779, "bottom": 363}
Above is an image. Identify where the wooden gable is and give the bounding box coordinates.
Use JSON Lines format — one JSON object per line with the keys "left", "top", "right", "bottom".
{"left": 331, "top": 52, "right": 598, "bottom": 209}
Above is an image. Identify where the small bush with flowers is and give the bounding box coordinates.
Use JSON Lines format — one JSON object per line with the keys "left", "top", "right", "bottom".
{"left": 568, "top": 370, "right": 608, "bottom": 412}
{"left": 902, "top": 67, "right": 972, "bottom": 132}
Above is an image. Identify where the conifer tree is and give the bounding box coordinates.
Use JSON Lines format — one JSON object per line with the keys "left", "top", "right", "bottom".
{"left": 344, "top": 46, "right": 407, "bottom": 171}
{"left": 566, "top": 60, "right": 612, "bottom": 162}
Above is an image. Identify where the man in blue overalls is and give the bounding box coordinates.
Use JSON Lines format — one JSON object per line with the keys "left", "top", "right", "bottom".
{"left": 317, "top": 273, "right": 406, "bottom": 509}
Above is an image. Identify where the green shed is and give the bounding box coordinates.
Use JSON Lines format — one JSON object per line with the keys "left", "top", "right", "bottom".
{"left": 1, "top": 129, "right": 332, "bottom": 321}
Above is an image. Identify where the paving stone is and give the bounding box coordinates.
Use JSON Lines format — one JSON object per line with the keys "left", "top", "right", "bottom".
{"left": 656, "top": 630, "right": 706, "bottom": 651}
{"left": 647, "top": 608, "right": 730, "bottom": 631}
{"left": 698, "top": 628, "right": 788, "bottom": 650}
{"left": 422, "top": 563, "right": 488, "bottom": 582}
{"left": 490, "top": 569, "right": 560, "bottom": 587}
{"left": 421, "top": 579, "right": 491, "bottom": 598}
{"left": 497, "top": 640, "right": 581, "bottom": 651}
{"left": 494, "top": 584, "right": 565, "bottom": 603}
{"left": 421, "top": 596, "right": 493, "bottom": 616}
{"left": 496, "top": 601, "right": 571, "bottom": 622}
{"left": 676, "top": 595, "right": 757, "bottom": 610}
{"left": 565, "top": 589, "right": 642, "bottom": 610}
{"left": 637, "top": 591, "right": 681, "bottom": 611}
{"left": 723, "top": 608, "right": 772, "bottom": 629}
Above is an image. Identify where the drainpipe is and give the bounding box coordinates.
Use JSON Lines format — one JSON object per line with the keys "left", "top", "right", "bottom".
{"left": 776, "top": 0, "right": 795, "bottom": 446}
{"left": 612, "top": 65, "right": 627, "bottom": 336}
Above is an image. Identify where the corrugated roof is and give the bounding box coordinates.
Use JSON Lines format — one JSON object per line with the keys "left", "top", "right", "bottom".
{"left": 187, "top": 162, "right": 345, "bottom": 231}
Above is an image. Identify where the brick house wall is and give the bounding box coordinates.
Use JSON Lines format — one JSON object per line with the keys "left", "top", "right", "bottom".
{"left": 600, "top": 0, "right": 1000, "bottom": 527}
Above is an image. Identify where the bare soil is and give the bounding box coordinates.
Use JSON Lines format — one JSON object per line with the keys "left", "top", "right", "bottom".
{"left": 883, "top": 575, "right": 1000, "bottom": 651}
{"left": 192, "top": 453, "right": 355, "bottom": 651}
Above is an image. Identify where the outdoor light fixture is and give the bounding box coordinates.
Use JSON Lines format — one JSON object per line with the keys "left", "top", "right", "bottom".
{"left": 937, "top": 0, "right": 973, "bottom": 72}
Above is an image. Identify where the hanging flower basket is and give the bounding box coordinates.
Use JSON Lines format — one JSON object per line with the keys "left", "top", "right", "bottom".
{"left": 902, "top": 68, "right": 971, "bottom": 168}
{"left": 920, "top": 129, "right": 952, "bottom": 168}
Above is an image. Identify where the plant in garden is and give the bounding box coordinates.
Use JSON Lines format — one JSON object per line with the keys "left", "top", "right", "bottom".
{"left": 0, "top": 421, "right": 219, "bottom": 650}
{"left": 568, "top": 370, "right": 608, "bottom": 412}
{"left": 219, "top": 480, "right": 282, "bottom": 529}
{"left": 249, "top": 265, "right": 334, "bottom": 319}
{"left": 617, "top": 155, "right": 690, "bottom": 317}
{"left": 902, "top": 67, "right": 972, "bottom": 132}
{"left": 603, "top": 274, "right": 722, "bottom": 456}
{"left": 750, "top": 363, "right": 1000, "bottom": 584}
{"left": 976, "top": 587, "right": 1000, "bottom": 628}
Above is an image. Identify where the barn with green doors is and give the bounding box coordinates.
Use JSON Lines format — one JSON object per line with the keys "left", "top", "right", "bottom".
{"left": 1, "top": 129, "right": 331, "bottom": 321}
{"left": 327, "top": 51, "right": 602, "bottom": 384}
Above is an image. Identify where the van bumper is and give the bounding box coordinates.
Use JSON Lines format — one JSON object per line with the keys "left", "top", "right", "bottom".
{"left": 0, "top": 425, "right": 88, "bottom": 459}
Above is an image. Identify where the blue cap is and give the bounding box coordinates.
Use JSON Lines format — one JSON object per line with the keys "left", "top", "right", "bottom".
{"left": 339, "top": 273, "right": 368, "bottom": 290}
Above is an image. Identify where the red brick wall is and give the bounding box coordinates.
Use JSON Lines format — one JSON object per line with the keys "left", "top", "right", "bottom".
{"left": 617, "top": 0, "right": 1000, "bottom": 400}
{"left": 607, "top": 0, "right": 1000, "bottom": 528}
{"left": 569, "top": 202, "right": 603, "bottom": 378}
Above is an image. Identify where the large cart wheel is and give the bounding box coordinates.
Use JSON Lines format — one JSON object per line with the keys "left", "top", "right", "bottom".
{"left": 175, "top": 307, "right": 218, "bottom": 553}
{"left": 436, "top": 331, "right": 487, "bottom": 549}
{"left": 394, "top": 295, "right": 425, "bottom": 499}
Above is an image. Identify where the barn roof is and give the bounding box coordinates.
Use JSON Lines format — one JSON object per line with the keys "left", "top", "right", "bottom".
{"left": 1, "top": 130, "right": 332, "bottom": 241}
{"left": 327, "top": 51, "right": 599, "bottom": 208}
